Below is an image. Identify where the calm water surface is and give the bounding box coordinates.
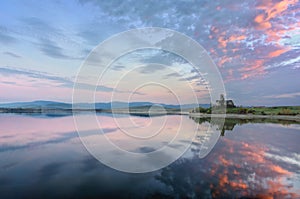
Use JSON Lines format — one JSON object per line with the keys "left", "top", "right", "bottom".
{"left": 0, "top": 114, "right": 299, "bottom": 198}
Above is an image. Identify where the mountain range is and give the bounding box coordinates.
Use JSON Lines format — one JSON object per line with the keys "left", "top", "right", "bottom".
{"left": 0, "top": 100, "right": 209, "bottom": 110}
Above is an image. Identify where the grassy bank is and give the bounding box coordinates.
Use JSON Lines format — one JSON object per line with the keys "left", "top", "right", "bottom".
{"left": 193, "top": 106, "right": 300, "bottom": 116}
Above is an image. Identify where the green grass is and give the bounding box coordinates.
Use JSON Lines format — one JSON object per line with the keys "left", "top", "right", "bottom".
{"left": 193, "top": 106, "right": 300, "bottom": 116}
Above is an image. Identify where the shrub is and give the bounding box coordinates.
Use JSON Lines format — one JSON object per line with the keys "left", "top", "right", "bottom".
{"left": 196, "top": 107, "right": 207, "bottom": 113}
{"left": 278, "top": 109, "right": 296, "bottom": 115}
{"left": 248, "top": 109, "right": 256, "bottom": 114}
{"left": 237, "top": 108, "right": 248, "bottom": 114}
{"left": 206, "top": 108, "right": 211, "bottom": 114}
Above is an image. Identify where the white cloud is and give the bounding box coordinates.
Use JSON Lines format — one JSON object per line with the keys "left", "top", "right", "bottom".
{"left": 264, "top": 92, "right": 300, "bottom": 99}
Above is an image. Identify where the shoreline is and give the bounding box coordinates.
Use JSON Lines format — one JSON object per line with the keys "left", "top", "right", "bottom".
{"left": 0, "top": 108, "right": 300, "bottom": 122}
{"left": 189, "top": 113, "right": 300, "bottom": 121}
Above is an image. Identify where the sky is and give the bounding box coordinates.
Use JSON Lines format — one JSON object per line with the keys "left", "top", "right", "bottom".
{"left": 0, "top": 0, "right": 299, "bottom": 106}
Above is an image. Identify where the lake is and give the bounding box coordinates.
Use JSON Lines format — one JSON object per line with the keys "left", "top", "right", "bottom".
{"left": 0, "top": 114, "right": 299, "bottom": 198}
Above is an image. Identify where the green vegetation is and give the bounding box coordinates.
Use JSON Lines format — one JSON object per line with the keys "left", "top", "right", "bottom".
{"left": 228, "top": 106, "right": 300, "bottom": 115}
{"left": 192, "top": 94, "right": 300, "bottom": 116}
{"left": 194, "top": 107, "right": 212, "bottom": 114}
{"left": 192, "top": 106, "right": 300, "bottom": 116}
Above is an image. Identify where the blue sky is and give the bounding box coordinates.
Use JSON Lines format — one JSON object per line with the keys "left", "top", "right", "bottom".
{"left": 0, "top": 0, "right": 299, "bottom": 105}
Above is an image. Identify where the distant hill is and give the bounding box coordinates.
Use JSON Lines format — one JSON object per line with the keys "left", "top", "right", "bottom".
{"left": 0, "top": 100, "right": 209, "bottom": 110}
{"left": 0, "top": 101, "right": 72, "bottom": 109}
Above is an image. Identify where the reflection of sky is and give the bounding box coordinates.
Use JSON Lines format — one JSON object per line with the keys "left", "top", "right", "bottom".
{"left": 0, "top": 115, "right": 300, "bottom": 198}
{"left": 173, "top": 122, "right": 300, "bottom": 198}
{"left": 0, "top": 1, "right": 300, "bottom": 105}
